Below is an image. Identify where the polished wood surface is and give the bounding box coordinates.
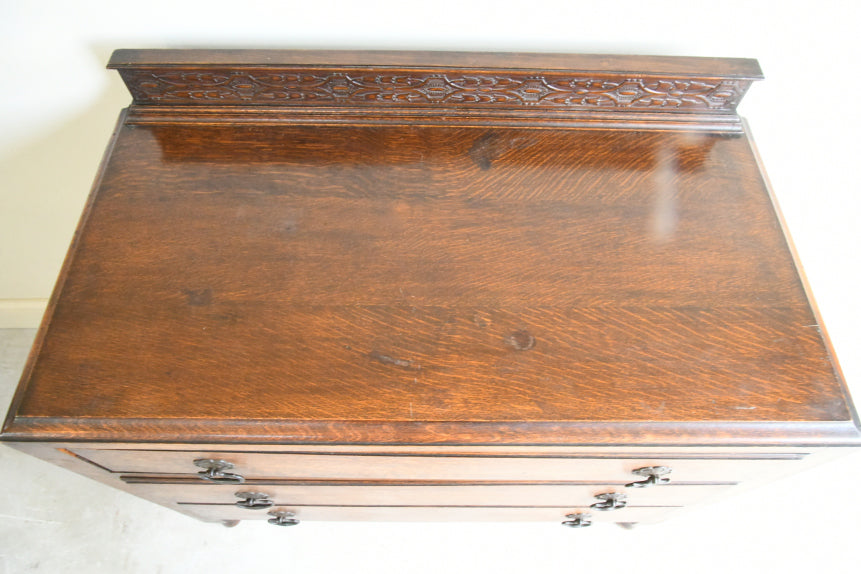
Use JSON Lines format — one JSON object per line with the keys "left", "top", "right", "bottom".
{"left": 1, "top": 50, "right": 858, "bottom": 525}
{"left": 7, "top": 121, "right": 854, "bottom": 439}
{"left": 107, "top": 50, "right": 762, "bottom": 133}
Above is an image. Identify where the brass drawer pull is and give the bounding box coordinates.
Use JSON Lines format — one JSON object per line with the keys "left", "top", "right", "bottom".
{"left": 591, "top": 492, "right": 627, "bottom": 511}
{"left": 626, "top": 466, "right": 672, "bottom": 488}
{"left": 268, "top": 510, "right": 300, "bottom": 527}
{"left": 235, "top": 491, "right": 274, "bottom": 509}
{"left": 562, "top": 513, "right": 592, "bottom": 528}
{"left": 193, "top": 459, "right": 245, "bottom": 484}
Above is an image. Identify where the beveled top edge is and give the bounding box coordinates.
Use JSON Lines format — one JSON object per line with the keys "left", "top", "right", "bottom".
{"left": 107, "top": 49, "right": 763, "bottom": 79}
{"left": 3, "top": 418, "right": 860, "bottom": 447}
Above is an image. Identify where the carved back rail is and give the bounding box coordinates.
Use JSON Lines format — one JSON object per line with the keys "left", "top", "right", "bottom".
{"left": 109, "top": 50, "right": 763, "bottom": 131}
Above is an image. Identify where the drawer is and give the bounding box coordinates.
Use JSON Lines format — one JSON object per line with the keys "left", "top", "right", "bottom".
{"left": 71, "top": 448, "right": 803, "bottom": 482}
{"left": 178, "top": 503, "right": 679, "bottom": 524}
{"left": 134, "top": 481, "right": 734, "bottom": 507}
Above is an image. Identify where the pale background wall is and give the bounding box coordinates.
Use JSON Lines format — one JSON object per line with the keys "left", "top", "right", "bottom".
{"left": 0, "top": 0, "right": 859, "bottom": 572}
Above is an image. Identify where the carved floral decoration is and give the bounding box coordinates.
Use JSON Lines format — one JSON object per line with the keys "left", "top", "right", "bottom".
{"left": 123, "top": 70, "right": 745, "bottom": 111}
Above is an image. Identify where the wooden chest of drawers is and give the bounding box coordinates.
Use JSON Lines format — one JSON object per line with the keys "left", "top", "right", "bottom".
{"left": 3, "top": 49, "right": 859, "bottom": 529}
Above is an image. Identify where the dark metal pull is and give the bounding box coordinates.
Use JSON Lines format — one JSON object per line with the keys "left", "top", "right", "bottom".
{"left": 235, "top": 491, "right": 274, "bottom": 509}
{"left": 626, "top": 466, "right": 672, "bottom": 488}
{"left": 562, "top": 513, "right": 592, "bottom": 528}
{"left": 591, "top": 492, "right": 627, "bottom": 511}
{"left": 193, "top": 459, "right": 245, "bottom": 484}
{"left": 267, "top": 510, "right": 300, "bottom": 527}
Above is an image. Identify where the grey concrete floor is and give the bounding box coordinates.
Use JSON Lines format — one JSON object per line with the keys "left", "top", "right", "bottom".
{"left": 1, "top": 328, "right": 859, "bottom": 573}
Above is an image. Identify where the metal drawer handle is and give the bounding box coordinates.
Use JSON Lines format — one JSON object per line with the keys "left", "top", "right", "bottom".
{"left": 562, "top": 513, "right": 592, "bottom": 528}
{"left": 626, "top": 466, "right": 672, "bottom": 488}
{"left": 235, "top": 491, "right": 274, "bottom": 509}
{"left": 591, "top": 492, "right": 627, "bottom": 511}
{"left": 268, "top": 510, "right": 300, "bottom": 527}
{"left": 193, "top": 459, "right": 246, "bottom": 484}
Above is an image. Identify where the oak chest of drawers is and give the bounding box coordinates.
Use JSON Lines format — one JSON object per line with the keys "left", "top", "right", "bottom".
{"left": 3, "top": 49, "right": 859, "bottom": 529}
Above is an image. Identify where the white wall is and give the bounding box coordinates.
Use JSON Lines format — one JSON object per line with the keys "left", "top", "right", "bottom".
{"left": 0, "top": 1, "right": 859, "bottom": 572}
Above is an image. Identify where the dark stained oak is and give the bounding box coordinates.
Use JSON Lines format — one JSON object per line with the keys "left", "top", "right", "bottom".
{"left": 108, "top": 49, "right": 763, "bottom": 78}
{"left": 8, "top": 121, "right": 851, "bottom": 429}
{"left": 1, "top": 50, "right": 859, "bottom": 526}
{"left": 107, "top": 50, "right": 762, "bottom": 134}
{"left": 107, "top": 50, "right": 761, "bottom": 114}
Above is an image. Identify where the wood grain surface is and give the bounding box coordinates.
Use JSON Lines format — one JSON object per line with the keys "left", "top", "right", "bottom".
{"left": 7, "top": 122, "right": 853, "bottom": 432}
{"left": 3, "top": 51, "right": 858, "bottom": 530}
{"left": 3, "top": 51, "right": 858, "bottom": 448}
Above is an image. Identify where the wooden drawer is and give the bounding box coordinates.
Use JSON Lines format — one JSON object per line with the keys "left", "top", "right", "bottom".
{"left": 72, "top": 448, "right": 803, "bottom": 482}
{"left": 133, "top": 481, "right": 733, "bottom": 508}
{"left": 179, "top": 503, "right": 679, "bottom": 523}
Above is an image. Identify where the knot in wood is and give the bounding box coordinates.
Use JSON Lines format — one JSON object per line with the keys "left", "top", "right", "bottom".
{"left": 506, "top": 330, "right": 536, "bottom": 351}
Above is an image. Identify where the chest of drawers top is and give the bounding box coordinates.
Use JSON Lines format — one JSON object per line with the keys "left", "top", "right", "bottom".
{"left": 2, "top": 49, "right": 859, "bottom": 449}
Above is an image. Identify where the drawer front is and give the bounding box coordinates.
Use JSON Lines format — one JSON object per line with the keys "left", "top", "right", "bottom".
{"left": 73, "top": 447, "right": 802, "bottom": 482}
{"left": 135, "top": 481, "right": 733, "bottom": 507}
{"left": 178, "top": 503, "right": 679, "bottom": 523}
